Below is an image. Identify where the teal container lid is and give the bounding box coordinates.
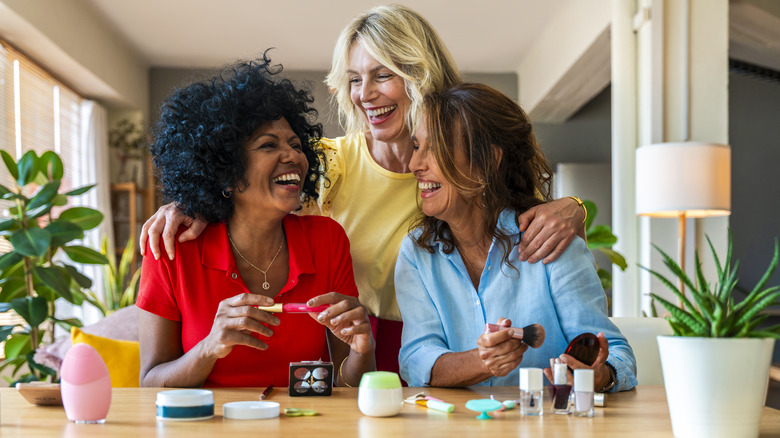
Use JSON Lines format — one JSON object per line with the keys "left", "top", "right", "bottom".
{"left": 359, "top": 371, "right": 401, "bottom": 389}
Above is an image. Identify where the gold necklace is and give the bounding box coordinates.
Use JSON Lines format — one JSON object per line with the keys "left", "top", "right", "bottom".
{"left": 227, "top": 229, "right": 284, "bottom": 291}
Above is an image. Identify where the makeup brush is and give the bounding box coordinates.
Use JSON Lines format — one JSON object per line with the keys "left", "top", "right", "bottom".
{"left": 484, "top": 323, "right": 546, "bottom": 348}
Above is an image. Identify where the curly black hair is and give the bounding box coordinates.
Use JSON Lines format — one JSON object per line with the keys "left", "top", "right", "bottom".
{"left": 151, "top": 52, "right": 325, "bottom": 222}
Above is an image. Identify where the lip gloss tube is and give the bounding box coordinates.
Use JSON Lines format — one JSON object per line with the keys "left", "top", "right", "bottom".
{"left": 257, "top": 303, "right": 330, "bottom": 313}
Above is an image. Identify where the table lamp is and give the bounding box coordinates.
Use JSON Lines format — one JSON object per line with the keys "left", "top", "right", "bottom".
{"left": 635, "top": 142, "right": 731, "bottom": 298}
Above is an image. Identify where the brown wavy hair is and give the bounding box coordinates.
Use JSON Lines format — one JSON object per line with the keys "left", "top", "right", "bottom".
{"left": 411, "top": 83, "right": 553, "bottom": 266}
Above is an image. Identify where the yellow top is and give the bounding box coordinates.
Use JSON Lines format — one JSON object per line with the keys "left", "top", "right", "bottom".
{"left": 301, "top": 133, "right": 418, "bottom": 321}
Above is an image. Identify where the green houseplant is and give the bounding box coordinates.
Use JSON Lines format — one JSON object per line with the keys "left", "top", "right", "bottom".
{"left": 646, "top": 233, "right": 779, "bottom": 338}
{"left": 582, "top": 199, "right": 627, "bottom": 290}
{"left": 0, "top": 150, "right": 108, "bottom": 383}
{"left": 644, "top": 232, "right": 778, "bottom": 438}
{"left": 87, "top": 235, "right": 140, "bottom": 316}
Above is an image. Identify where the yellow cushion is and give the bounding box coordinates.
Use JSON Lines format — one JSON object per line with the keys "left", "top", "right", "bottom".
{"left": 70, "top": 327, "right": 140, "bottom": 387}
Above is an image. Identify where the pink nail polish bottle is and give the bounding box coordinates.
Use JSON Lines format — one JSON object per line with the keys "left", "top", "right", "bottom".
{"left": 60, "top": 343, "right": 112, "bottom": 423}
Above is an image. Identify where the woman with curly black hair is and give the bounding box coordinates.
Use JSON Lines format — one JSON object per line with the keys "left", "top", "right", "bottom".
{"left": 136, "top": 56, "right": 375, "bottom": 388}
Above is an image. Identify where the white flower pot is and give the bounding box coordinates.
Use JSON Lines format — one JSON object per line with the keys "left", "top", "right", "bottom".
{"left": 657, "top": 336, "right": 775, "bottom": 438}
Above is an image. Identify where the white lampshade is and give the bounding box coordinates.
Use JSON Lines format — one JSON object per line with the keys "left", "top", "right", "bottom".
{"left": 636, "top": 142, "right": 731, "bottom": 218}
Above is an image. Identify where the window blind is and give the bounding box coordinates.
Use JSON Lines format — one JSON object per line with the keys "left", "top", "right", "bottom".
{"left": 0, "top": 41, "right": 85, "bottom": 330}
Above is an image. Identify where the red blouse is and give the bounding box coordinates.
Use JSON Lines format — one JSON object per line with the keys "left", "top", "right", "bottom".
{"left": 137, "top": 215, "right": 358, "bottom": 387}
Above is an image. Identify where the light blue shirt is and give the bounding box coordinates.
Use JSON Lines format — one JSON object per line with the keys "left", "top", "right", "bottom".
{"left": 395, "top": 209, "right": 637, "bottom": 391}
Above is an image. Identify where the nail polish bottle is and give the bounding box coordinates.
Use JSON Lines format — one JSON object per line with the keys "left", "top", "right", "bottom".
{"left": 573, "top": 369, "right": 595, "bottom": 417}
{"left": 519, "top": 368, "right": 543, "bottom": 416}
{"left": 549, "top": 363, "right": 571, "bottom": 415}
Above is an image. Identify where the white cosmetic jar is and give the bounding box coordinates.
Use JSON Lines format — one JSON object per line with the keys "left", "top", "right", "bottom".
{"left": 156, "top": 389, "right": 214, "bottom": 421}
{"left": 357, "top": 371, "right": 403, "bottom": 417}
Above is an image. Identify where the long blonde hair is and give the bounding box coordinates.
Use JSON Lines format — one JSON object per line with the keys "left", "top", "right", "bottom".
{"left": 326, "top": 5, "right": 462, "bottom": 135}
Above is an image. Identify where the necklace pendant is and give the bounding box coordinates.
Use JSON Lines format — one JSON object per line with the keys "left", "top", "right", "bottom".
{"left": 262, "top": 281, "right": 270, "bottom": 290}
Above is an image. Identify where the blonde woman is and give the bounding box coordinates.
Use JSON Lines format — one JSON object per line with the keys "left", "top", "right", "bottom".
{"left": 140, "top": 5, "right": 587, "bottom": 374}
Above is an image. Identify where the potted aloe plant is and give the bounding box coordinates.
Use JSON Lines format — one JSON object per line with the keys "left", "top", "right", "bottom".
{"left": 645, "top": 232, "right": 778, "bottom": 438}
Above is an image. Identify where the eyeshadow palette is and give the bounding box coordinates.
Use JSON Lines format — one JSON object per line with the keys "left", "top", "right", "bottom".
{"left": 288, "top": 361, "right": 333, "bottom": 397}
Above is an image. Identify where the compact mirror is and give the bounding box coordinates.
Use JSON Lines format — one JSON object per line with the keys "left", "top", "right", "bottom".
{"left": 564, "top": 333, "right": 599, "bottom": 366}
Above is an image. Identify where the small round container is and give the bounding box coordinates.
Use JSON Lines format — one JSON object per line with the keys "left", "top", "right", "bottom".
{"left": 156, "top": 389, "right": 214, "bottom": 421}
{"left": 357, "top": 371, "right": 403, "bottom": 417}
{"left": 223, "top": 401, "right": 280, "bottom": 420}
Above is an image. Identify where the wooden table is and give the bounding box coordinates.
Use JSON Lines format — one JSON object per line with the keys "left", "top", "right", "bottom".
{"left": 1, "top": 386, "right": 779, "bottom": 437}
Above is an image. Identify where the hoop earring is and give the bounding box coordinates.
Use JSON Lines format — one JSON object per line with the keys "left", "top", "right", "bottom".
{"left": 222, "top": 190, "right": 232, "bottom": 198}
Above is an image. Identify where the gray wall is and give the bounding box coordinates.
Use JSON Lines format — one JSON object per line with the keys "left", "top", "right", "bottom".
{"left": 149, "top": 68, "right": 518, "bottom": 139}
{"left": 729, "top": 73, "right": 780, "bottom": 293}
{"left": 534, "top": 86, "right": 612, "bottom": 168}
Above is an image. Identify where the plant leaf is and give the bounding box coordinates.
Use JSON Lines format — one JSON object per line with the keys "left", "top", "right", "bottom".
{"left": 120, "top": 268, "right": 142, "bottom": 308}
{"left": 64, "top": 184, "right": 96, "bottom": 196}
{"left": 52, "top": 194, "right": 68, "bottom": 206}
{"left": 745, "top": 239, "right": 779, "bottom": 302}
{"left": 4, "top": 333, "right": 32, "bottom": 361}
{"left": 649, "top": 293, "right": 707, "bottom": 335}
{"left": 652, "top": 244, "right": 699, "bottom": 302}
{"left": 0, "top": 277, "right": 26, "bottom": 302}
{"left": 17, "top": 150, "right": 39, "bottom": 186}
{"left": 52, "top": 317, "right": 83, "bottom": 330}
{"left": 597, "top": 268, "right": 611, "bottom": 290}
{"left": 1, "top": 150, "right": 18, "bottom": 180}
{"left": 26, "top": 181, "right": 60, "bottom": 211}
{"left": 599, "top": 248, "right": 627, "bottom": 270}
{"left": 58, "top": 207, "right": 104, "bottom": 231}
{"left": 0, "top": 251, "right": 23, "bottom": 270}
{"left": 0, "top": 218, "right": 17, "bottom": 232}
{"left": 26, "top": 351, "right": 57, "bottom": 378}
{"left": 33, "top": 265, "right": 74, "bottom": 302}
{"left": 62, "top": 264, "right": 92, "bottom": 289}
{"left": 735, "top": 291, "right": 780, "bottom": 330}
{"left": 25, "top": 203, "right": 53, "bottom": 220}
{"left": 38, "top": 151, "right": 64, "bottom": 181}
{"left": 9, "top": 228, "right": 51, "bottom": 258}
{"left": 11, "top": 296, "right": 49, "bottom": 327}
{"left": 583, "top": 199, "right": 597, "bottom": 230}
{"left": 586, "top": 225, "right": 617, "bottom": 249}
{"left": 642, "top": 263, "right": 705, "bottom": 325}
{"left": 45, "top": 221, "right": 84, "bottom": 248}
{"left": 0, "top": 325, "right": 16, "bottom": 340}
{"left": 62, "top": 245, "right": 109, "bottom": 265}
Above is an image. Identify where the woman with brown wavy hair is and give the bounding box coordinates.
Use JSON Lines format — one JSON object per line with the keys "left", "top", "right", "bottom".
{"left": 396, "top": 83, "right": 637, "bottom": 391}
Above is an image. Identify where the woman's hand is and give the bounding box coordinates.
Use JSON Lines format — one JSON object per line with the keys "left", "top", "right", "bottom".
{"left": 477, "top": 318, "right": 528, "bottom": 377}
{"left": 201, "top": 293, "right": 280, "bottom": 359}
{"left": 516, "top": 197, "right": 586, "bottom": 264}
{"left": 543, "top": 331, "right": 611, "bottom": 389}
{"left": 139, "top": 202, "right": 208, "bottom": 260}
{"left": 307, "top": 293, "right": 374, "bottom": 355}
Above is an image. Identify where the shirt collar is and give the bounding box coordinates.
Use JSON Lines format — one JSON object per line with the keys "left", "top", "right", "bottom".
{"left": 201, "top": 216, "right": 315, "bottom": 277}
{"left": 425, "top": 209, "right": 520, "bottom": 257}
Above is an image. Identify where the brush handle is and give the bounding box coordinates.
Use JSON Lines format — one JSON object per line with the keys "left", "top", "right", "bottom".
{"left": 484, "top": 323, "right": 525, "bottom": 339}
{"left": 257, "top": 303, "right": 331, "bottom": 313}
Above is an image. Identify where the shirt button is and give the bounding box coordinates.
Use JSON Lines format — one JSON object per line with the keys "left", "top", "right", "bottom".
{"left": 487, "top": 264, "right": 491, "bottom": 270}
{"left": 231, "top": 273, "right": 238, "bottom": 279}
{"left": 475, "top": 299, "right": 480, "bottom": 306}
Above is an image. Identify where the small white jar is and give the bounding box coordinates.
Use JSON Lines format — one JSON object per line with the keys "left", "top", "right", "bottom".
{"left": 156, "top": 389, "right": 214, "bottom": 421}
{"left": 357, "top": 371, "right": 403, "bottom": 417}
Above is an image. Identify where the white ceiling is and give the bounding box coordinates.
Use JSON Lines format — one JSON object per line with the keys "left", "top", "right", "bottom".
{"left": 82, "top": 0, "right": 574, "bottom": 72}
